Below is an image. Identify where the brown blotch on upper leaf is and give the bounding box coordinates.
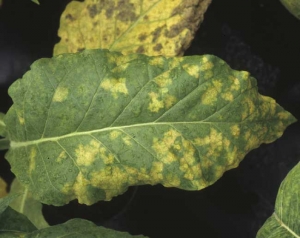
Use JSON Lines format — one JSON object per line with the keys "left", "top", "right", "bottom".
{"left": 136, "top": 46, "right": 145, "bottom": 54}
{"left": 87, "top": 4, "right": 100, "bottom": 18}
{"left": 77, "top": 48, "right": 86, "bottom": 52}
{"left": 105, "top": 1, "right": 115, "bottom": 18}
{"left": 151, "top": 26, "right": 165, "bottom": 43}
{"left": 138, "top": 33, "right": 147, "bottom": 41}
{"left": 153, "top": 43, "right": 162, "bottom": 52}
{"left": 65, "top": 14, "right": 75, "bottom": 21}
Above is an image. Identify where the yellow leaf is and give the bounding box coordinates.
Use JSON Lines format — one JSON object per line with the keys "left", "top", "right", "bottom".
{"left": 54, "top": 0, "right": 212, "bottom": 56}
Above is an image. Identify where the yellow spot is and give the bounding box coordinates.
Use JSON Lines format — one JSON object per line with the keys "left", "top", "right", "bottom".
{"left": 164, "top": 94, "right": 177, "bottom": 108}
{"left": 201, "top": 87, "right": 218, "bottom": 105}
{"left": 148, "top": 92, "right": 164, "bottom": 112}
{"left": 110, "top": 130, "right": 121, "bottom": 140}
{"left": 164, "top": 173, "right": 181, "bottom": 187}
{"left": 100, "top": 78, "right": 128, "bottom": 99}
{"left": 73, "top": 172, "right": 90, "bottom": 204}
{"left": 53, "top": 87, "right": 68, "bottom": 102}
{"left": 222, "top": 92, "right": 234, "bottom": 102}
{"left": 56, "top": 151, "right": 67, "bottom": 163}
{"left": 204, "top": 70, "right": 213, "bottom": 80}
{"left": 122, "top": 136, "right": 132, "bottom": 146}
{"left": 75, "top": 140, "right": 99, "bottom": 166}
{"left": 199, "top": 62, "right": 214, "bottom": 71}
{"left": 182, "top": 64, "right": 200, "bottom": 78}
{"left": 18, "top": 116, "right": 25, "bottom": 125}
{"left": 230, "top": 125, "right": 240, "bottom": 137}
{"left": 212, "top": 80, "right": 223, "bottom": 90}
{"left": 154, "top": 73, "right": 172, "bottom": 87}
{"left": 149, "top": 57, "right": 164, "bottom": 67}
{"left": 202, "top": 56, "right": 209, "bottom": 63}
{"left": 230, "top": 77, "right": 240, "bottom": 91}
{"left": 29, "top": 147, "right": 37, "bottom": 173}
{"left": 277, "top": 111, "right": 290, "bottom": 120}
{"left": 149, "top": 161, "right": 164, "bottom": 184}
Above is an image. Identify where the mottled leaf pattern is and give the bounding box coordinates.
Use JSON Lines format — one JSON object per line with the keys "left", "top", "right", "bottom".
{"left": 280, "top": 0, "right": 300, "bottom": 20}
{"left": 4, "top": 49, "right": 296, "bottom": 205}
{"left": 257, "top": 162, "right": 300, "bottom": 238}
{"left": 54, "top": 0, "right": 212, "bottom": 56}
{"left": 9, "top": 178, "right": 49, "bottom": 229}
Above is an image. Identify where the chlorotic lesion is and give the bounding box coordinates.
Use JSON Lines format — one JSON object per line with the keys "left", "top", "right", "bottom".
{"left": 75, "top": 140, "right": 100, "bottom": 166}
{"left": 148, "top": 92, "right": 164, "bottom": 112}
{"left": 53, "top": 87, "right": 69, "bottom": 102}
{"left": 182, "top": 64, "right": 201, "bottom": 78}
{"left": 56, "top": 151, "right": 67, "bottom": 163}
{"left": 29, "top": 147, "right": 37, "bottom": 173}
{"left": 100, "top": 77, "right": 128, "bottom": 99}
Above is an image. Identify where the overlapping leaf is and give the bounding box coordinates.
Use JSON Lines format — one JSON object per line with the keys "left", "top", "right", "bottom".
{"left": 9, "top": 178, "right": 49, "bottom": 229}
{"left": 280, "top": 0, "right": 300, "bottom": 20}
{"left": 0, "top": 112, "right": 6, "bottom": 137}
{"left": 0, "top": 177, "right": 7, "bottom": 198}
{"left": 4, "top": 49, "right": 296, "bottom": 205}
{"left": 0, "top": 195, "right": 146, "bottom": 237}
{"left": 54, "top": 0, "right": 212, "bottom": 56}
{"left": 257, "top": 162, "right": 300, "bottom": 237}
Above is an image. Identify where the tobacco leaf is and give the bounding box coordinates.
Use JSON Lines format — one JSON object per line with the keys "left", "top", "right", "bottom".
{"left": 257, "top": 162, "right": 300, "bottom": 237}
{"left": 9, "top": 178, "right": 49, "bottom": 229}
{"left": 53, "top": 0, "right": 212, "bottom": 56}
{"left": 0, "top": 177, "right": 7, "bottom": 198}
{"left": 4, "top": 49, "right": 296, "bottom": 205}
{"left": 280, "top": 0, "right": 300, "bottom": 20}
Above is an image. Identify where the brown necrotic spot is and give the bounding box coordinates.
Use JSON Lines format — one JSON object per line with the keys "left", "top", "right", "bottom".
{"left": 116, "top": 0, "right": 137, "bottom": 22}
{"left": 153, "top": 43, "right": 162, "bottom": 52}
{"left": 136, "top": 46, "right": 145, "bottom": 54}
{"left": 138, "top": 33, "right": 147, "bottom": 41}
{"left": 65, "top": 14, "right": 75, "bottom": 21}
{"left": 151, "top": 26, "right": 164, "bottom": 43}
{"left": 77, "top": 48, "right": 86, "bottom": 52}
{"left": 165, "top": 24, "right": 184, "bottom": 38}
{"left": 87, "top": 4, "right": 101, "bottom": 18}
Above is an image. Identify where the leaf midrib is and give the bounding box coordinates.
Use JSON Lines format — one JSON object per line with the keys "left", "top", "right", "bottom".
{"left": 10, "top": 121, "right": 213, "bottom": 148}
{"left": 274, "top": 212, "right": 300, "bottom": 237}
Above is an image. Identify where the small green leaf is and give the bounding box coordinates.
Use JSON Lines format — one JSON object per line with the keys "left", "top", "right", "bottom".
{"left": 9, "top": 178, "right": 49, "bottom": 229}
{"left": 0, "top": 112, "right": 6, "bottom": 137}
{"left": 0, "top": 218, "right": 147, "bottom": 237}
{"left": 257, "top": 162, "right": 300, "bottom": 238}
{"left": 280, "top": 0, "right": 300, "bottom": 20}
{"left": 31, "top": 0, "right": 40, "bottom": 5}
{"left": 0, "top": 177, "right": 7, "bottom": 198}
{"left": 4, "top": 49, "right": 296, "bottom": 205}
{"left": 54, "top": 0, "right": 212, "bottom": 56}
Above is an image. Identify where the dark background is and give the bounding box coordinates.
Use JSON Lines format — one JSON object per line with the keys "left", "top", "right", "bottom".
{"left": 0, "top": 0, "right": 300, "bottom": 237}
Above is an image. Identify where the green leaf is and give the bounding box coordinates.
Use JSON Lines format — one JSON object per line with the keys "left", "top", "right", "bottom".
{"left": 1, "top": 218, "right": 147, "bottom": 237}
{"left": 31, "top": 0, "right": 40, "bottom": 5}
{"left": 256, "top": 162, "right": 300, "bottom": 238}
{"left": 0, "top": 194, "right": 20, "bottom": 215}
{"left": 0, "top": 177, "right": 7, "bottom": 198}
{"left": 9, "top": 178, "right": 49, "bottom": 229}
{"left": 4, "top": 49, "right": 296, "bottom": 205}
{"left": 54, "top": 0, "right": 212, "bottom": 56}
{"left": 280, "top": 0, "right": 300, "bottom": 20}
{"left": 0, "top": 112, "right": 6, "bottom": 137}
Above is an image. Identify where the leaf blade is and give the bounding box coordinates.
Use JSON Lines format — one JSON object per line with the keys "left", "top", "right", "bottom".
{"left": 4, "top": 49, "right": 296, "bottom": 205}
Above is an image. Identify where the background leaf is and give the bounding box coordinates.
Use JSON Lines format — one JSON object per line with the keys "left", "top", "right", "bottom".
{"left": 280, "top": 0, "right": 300, "bottom": 20}
{"left": 4, "top": 49, "right": 296, "bottom": 205}
{"left": 9, "top": 178, "right": 49, "bottom": 229}
{"left": 256, "top": 162, "right": 300, "bottom": 237}
{"left": 0, "top": 112, "right": 6, "bottom": 137}
{"left": 1, "top": 218, "right": 147, "bottom": 238}
{"left": 0, "top": 177, "right": 7, "bottom": 198}
{"left": 53, "top": 0, "right": 212, "bottom": 56}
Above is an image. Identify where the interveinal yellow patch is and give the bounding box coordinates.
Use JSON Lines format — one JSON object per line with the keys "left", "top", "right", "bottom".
{"left": 29, "top": 147, "right": 37, "bottom": 173}
{"left": 148, "top": 92, "right": 164, "bottom": 112}
{"left": 154, "top": 72, "right": 172, "bottom": 87}
{"left": 201, "top": 87, "right": 218, "bottom": 105}
{"left": 230, "top": 125, "right": 240, "bottom": 137}
{"left": 75, "top": 140, "right": 99, "bottom": 166}
{"left": 53, "top": 0, "right": 212, "bottom": 56}
{"left": 149, "top": 57, "right": 164, "bottom": 67}
{"left": 110, "top": 130, "right": 121, "bottom": 140}
{"left": 277, "top": 111, "right": 291, "bottom": 120}
{"left": 18, "top": 116, "right": 25, "bottom": 125}
{"left": 53, "top": 87, "right": 69, "bottom": 102}
{"left": 222, "top": 92, "right": 234, "bottom": 102}
{"left": 152, "top": 129, "right": 181, "bottom": 164}
{"left": 182, "top": 64, "right": 201, "bottom": 78}
{"left": 199, "top": 61, "right": 214, "bottom": 71}
{"left": 73, "top": 172, "right": 90, "bottom": 204}
{"left": 56, "top": 151, "right": 67, "bottom": 163}
{"left": 101, "top": 78, "right": 128, "bottom": 99}
{"left": 122, "top": 136, "right": 132, "bottom": 146}
{"left": 230, "top": 77, "right": 241, "bottom": 91}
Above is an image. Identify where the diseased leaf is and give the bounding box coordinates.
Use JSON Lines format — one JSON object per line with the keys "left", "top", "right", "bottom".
{"left": 0, "top": 177, "right": 7, "bottom": 198}
{"left": 9, "top": 178, "right": 49, "bottom": 229}
{"left": 256, "top": 162, "right": 300, "bottom": 238}
{"left": 54, "top": 0, "right": 212, "bottom": 56}
{"left": 4, "top": 49, "right": 296, "bottom": 205}
{"left": 280, "top": 0, "right": 300, "bottom": 20}
{"left": 0, "top": 218, "right": 147, "bottom": 237}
